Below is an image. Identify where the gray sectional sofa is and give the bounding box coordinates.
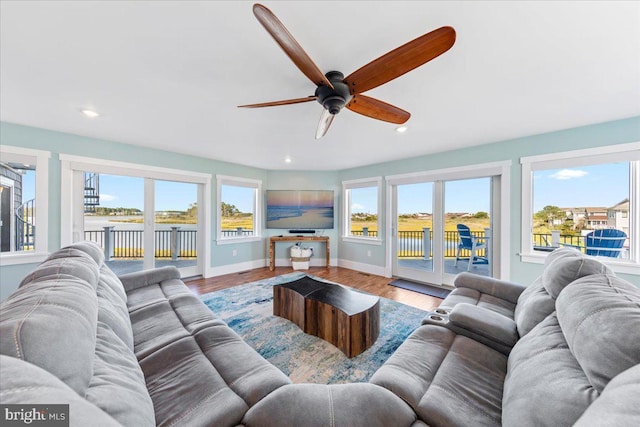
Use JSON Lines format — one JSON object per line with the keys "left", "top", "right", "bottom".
{"left": 1, "top": 242, "right": 639, "bottom": 426}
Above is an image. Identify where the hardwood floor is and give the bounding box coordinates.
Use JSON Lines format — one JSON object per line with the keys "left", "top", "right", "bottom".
{"left": 186, "top": 266, "right": 443, "bottom": 312}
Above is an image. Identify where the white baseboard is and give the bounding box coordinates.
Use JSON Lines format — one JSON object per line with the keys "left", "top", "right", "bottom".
{"left": 204, "top": 257, "right": 388, "bottom": 278}
{"left": 206, "top": 259, "right": 267, "bottom": 277}
{"left": 271, "top": 257, "right": 338, "bottom": 268}
{"left": 337, "top": 259, "right": 390, "bottom": 277}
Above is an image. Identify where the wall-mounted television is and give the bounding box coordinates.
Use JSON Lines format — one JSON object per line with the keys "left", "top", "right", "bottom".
{"left": 266, "top": 190, "right": 334, "bottom": 230}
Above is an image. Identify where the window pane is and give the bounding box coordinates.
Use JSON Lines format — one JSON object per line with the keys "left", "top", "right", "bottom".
{"left": 1, "top": 163, "right": 35, "bottom": 253}
{"left": 221, "top": 184, "right": 255, "bottom": 237}
{"left": 532, "top": 161, "right": 631, "bottom": 258}
{"left": 348, "top": 186, "right": 378, "bottom": 237}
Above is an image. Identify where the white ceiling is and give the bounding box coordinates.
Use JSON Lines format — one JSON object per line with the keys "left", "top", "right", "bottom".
{"left": 1, "top": 1, "right": 639, "bottom": 171}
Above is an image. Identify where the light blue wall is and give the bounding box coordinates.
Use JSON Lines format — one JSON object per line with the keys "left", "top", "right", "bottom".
{"left": 338, "top": 116, "right": 640, "bottom": 286}
{"left": 0, "top": 122, "right": 268, "bottom": 296}
{"left": 2, "top": 116, "right": 639, "bottom": 298}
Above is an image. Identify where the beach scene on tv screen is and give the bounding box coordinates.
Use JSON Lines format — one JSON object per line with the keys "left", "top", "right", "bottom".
{"left": 266, "top": 190, "right": 334, "bottom": 229}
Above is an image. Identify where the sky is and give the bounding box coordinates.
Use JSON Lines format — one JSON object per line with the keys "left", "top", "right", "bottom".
{"left": 18, "top": 163, "right": 629, "bottom": 215}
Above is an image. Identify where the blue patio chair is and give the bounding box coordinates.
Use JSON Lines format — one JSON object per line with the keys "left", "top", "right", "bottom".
{"left": 583, "top": 229, "right": 627, "bottom": 258}
{"left": 454, "top": 224, "right": 488, "bottom": 271}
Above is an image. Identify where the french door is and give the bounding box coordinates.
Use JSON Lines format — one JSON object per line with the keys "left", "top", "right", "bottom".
{"left": 388, "top": 162, "right": 509, "bottom": 286}
{"left": 61, "top": 155, "right": 211, "bottom": 279}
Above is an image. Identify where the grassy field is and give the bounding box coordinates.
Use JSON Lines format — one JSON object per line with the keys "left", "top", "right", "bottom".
{"left": 351, "top": 216, "right": 491, "bottom": 232}
{"left": 220, "top": 216, "right": 491, "bottom": 232}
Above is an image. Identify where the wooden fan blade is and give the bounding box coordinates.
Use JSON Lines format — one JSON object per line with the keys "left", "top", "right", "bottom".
{"left": 253, "top": 4, "right": 333, "bottom": 89}
{"left": 346, "top": 94, "right": 410, "bottom": 124}
{"left": 315, "top": 109, "right": 335, "bottom": 139}
{"left": 344, "top": 26, "right": 456, "bottom": 95}
{"left": 238, "top": 96, "right": 317, "bottom": 108}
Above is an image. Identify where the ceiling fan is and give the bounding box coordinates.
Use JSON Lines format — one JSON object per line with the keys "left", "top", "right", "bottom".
{"left": 239, "top": 3, "right": 456, "bottom": 139}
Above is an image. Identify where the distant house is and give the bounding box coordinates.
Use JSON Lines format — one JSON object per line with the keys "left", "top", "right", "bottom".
{"left": 608, "top": 199, "right": 630, "bottom": 235}
{"left": 560, "top": 207, "right": 609, "bottom": 230}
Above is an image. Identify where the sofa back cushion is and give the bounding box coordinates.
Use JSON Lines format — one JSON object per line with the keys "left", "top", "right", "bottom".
{"left": 513, "top": 248, "right": 611, "bottom": 337}
{"left": 0, "top": 242, "right": 155, "bottom": 426}
{"left": 556, "top": 274, "right": 640, "bottom": 392}
{"left": 502, "top": 274, "right": 640, "bottom": 426}
{"left": 0, "top": 247, "right": 101, "bottom": 394}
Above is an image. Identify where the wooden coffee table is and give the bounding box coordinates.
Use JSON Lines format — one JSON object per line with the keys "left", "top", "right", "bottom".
{"left": 273, "top": 276, "right": 380, "bottom": 358}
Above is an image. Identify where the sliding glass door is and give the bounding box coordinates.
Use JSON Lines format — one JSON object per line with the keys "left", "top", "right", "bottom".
{"left": 389, "top": 163, "right": 507, "bottom": 286}
{"left": 75, "top": 171, "right": 204, "bottom": 278}
{"left": 392, "top": 182, "right": 442, "bottom": 284}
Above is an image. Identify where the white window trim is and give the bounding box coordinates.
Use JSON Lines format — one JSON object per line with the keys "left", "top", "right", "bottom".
{"left": 342, "top": 176, "right": 382, "bottom": 244}
{"left": 216, "top": 174, "right": 262, "bottom": 244}
{"left": 0, "top": 146, "right": 50, "bottom": 266}
{"left": 59, "top": 154, "right": 212, "bottom": 274}
{"left": 520, "top": 142, "right": 640, "bottom": 275}
{"left": 385, "top": 160, "right": 511, "bottom": 280}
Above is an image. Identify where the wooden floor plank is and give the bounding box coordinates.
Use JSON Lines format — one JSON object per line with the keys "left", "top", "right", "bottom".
{"left": 186, "top": 266, "right": 442, "bottom": 312}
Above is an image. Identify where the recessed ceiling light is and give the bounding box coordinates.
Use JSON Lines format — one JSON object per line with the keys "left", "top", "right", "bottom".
{"left": 81, "top": 109, "right": 100, "bottom": 118}
{"left": 284, "top": 156, "right": 292, "bottom": 163}
{"left": 395, "top": 126, "right": 408, "bottom": 133}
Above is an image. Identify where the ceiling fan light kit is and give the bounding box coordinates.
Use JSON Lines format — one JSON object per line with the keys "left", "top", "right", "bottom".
{"left": 239, "top": 3, "right": 456, "bottom": 139}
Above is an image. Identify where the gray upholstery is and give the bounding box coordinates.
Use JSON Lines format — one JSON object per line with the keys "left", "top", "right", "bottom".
{"left": 513, "top": 248, "right": 612, "bottom": 336}
{"left": 502, "top": 273, "right": 640, "bottom": 426}
{"left": 0, "top": 355, "right": 122, "bottom": 427}
{"left": 0, "top": 242, "right": 292, "bottom": 427}
{"left": 376, "top": 251, "right": 640, "bottom": 426}
{"left": 1, "top": 241, "right": 638, "bottom": 426}
{"left": 448, "top": 303, "right": 518, "bottom": 354}
{"left": 0, "top": 242, "right": 156, "bottom": 426}
{"left": 574, "top": 364, "right": 640, "bottom": 426}
{"left": 243, "top": 383, "right": 418, "bottom": 427}
{"left": 370, "top": 325, "right": 508, "bottom": 426}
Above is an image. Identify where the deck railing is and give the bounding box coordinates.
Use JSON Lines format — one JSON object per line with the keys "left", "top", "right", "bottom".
{"left": 84, "top": 227, "right": 197, "bottom": 259}
{"left": 81, "top": 227, "right": 585, "bottom": 261}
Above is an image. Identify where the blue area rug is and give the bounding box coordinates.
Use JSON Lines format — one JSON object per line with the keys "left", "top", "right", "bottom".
{"left": 200, "top": 272, "right": 426, "bottom": 384}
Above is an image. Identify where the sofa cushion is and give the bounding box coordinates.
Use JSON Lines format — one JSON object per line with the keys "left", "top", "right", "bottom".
{"left": 0, "top": 242, "right": 155, "bottom": 426}
{"left": 370, "top": 325, "right": 507, "bottom": 426}
{"left": 503, "top": 273, "right": 640, "bottom": 427}
{"left": 0, "top": 355, "right": 122, "bottom": 427}
{"left": 556, "top": 274, "right": 640, "bottom": 392}
{"left": 97, "top": 264, "right": 135, "bottom": 351}
{"left": 125, "top": 268, "right": 291, "bottom": 426}
{"left": 440, "top": 287, "right": 517, "bottom": 319}
{"left": 242, "top": 383, "right": 418, "bottom": 427}
{"left": 514, "top": 251, "right": 611, "bottom": 337}
{"left": 0, "top": 276, "right": 98, "bottom": 395}
{"left": 573, "top": 364, "right": 640, "bottom": 426}
{"left": 502, "top": 314, "right": 595, "bottom": 427}
{"left": 85, "top": 321, "right": 155, "bottom": 426}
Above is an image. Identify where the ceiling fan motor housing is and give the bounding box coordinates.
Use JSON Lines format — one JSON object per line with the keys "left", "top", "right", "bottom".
{"left": 315, "top": 71, "right": 351, "bottom": 115}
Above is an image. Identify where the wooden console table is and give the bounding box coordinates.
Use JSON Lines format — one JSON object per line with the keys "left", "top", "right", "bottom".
{"left": 269, "top": 235, "right": 330, "bottom": 271}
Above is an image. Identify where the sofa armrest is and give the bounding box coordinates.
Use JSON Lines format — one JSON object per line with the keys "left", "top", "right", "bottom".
{"left": 447, "top": 303, "right": 519, "bottom": 354}
{"left": 118, "top": 266, "right": 181, "bottom": 293}
{"left": 242, "top": 383, "right": 417, "bottom": 427}
{"left": 454, "top": 272, "right": 527, "bottom": 304}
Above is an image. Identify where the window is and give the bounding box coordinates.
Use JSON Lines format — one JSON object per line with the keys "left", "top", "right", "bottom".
{"left": 521, "top": 142, "right": 640, "bottom": 274}
{"left": 343, "top": 177, "right": 382, "bottom": 243}
{"left": 216, "top": 175, "right": 261, "bottom": 243}
{"left": 0, "top": 146, "right": 50, "bottom": 264}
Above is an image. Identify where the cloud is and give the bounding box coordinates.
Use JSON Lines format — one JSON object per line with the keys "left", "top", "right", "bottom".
{"left": 549, "top": 169, "right": 588, "bottom": 180}
{"left": 351, "top": 203, "right": 365, "bottom": 210}
{"left": 99, "top": 193, "right": 117, "bottom": 202}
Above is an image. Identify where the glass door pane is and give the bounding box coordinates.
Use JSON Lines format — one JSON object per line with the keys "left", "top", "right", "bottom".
{"left": 83, "top": 173, "right": 145, "bottom": 275}
{"left": 394, "top": 182, "right": 439, "bottom": 283}
{"left": 443, "top": 177, "right": 492, "bottom": 279}
{"left": 155, "top": 180, "right": 198, "bottom": 276}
